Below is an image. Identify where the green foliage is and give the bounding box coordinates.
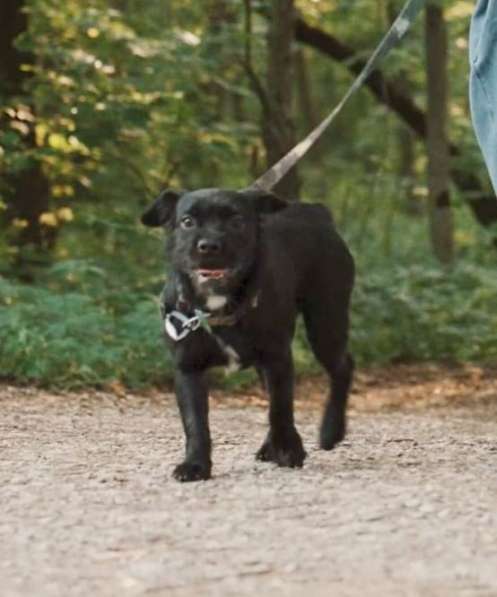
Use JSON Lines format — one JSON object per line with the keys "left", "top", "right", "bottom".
{"left": 1, "top": 204, "right": 497, "bottom": 389}
{"left": 0, "top": 274, "right": 173, "bottom": 388}
{"left": 1, "top": 0, "right": 496, "bottom": 388}
{"left": 350, "top": 261, "right": 497, "bottom": 365}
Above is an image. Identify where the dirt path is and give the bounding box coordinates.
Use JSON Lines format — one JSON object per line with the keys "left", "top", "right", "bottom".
{"left": 1, "top": 370, "right": 497, "bottom": 597}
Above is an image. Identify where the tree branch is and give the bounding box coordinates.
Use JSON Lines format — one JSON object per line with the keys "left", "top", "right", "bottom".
{"left": 294, "top": 16, "right": 497, "bottom": 226}
{"left": 295, "top": 17, "right": 427, "bottom": 138}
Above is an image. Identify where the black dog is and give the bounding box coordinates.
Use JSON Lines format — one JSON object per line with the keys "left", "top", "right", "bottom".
{"left": 141, "top": 188, "right": 355, "bottom": 482}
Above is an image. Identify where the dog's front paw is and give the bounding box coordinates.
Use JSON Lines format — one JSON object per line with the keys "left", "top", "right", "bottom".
{"left": 256, "top": 430, "right": 306, "bottom": 468}
{"left": 173, "top": 461, "right": 211, "bottom": 482}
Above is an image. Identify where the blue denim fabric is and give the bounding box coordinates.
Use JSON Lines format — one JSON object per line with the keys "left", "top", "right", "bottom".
{"left": 470, "top": 0, "right": 497, "bottom": 194}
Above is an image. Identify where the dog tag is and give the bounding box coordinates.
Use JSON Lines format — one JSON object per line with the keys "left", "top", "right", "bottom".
{"left": 164, "top": 309, "right": 212, "bottom": 342}
{"left": 165, "top": 311, "right": 190, "bottom": 341}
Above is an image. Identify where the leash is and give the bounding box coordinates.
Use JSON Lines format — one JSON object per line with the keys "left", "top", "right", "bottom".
{"left": 249, "top": 0, "right": 426, "bottom": 192}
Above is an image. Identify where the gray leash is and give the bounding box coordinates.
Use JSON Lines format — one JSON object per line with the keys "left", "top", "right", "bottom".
{"left": 249, "top": 0, "right": 426, "bottom": 192}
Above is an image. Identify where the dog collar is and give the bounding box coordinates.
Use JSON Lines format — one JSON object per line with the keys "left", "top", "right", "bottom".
{"left": 162, "top": 271, "right": 260, "bottom": 342}
{"left": 164, "top": 292, "right": 259, "bottom": 342}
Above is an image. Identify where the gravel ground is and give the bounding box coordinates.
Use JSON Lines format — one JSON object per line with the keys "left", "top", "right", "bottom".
{"left": 1, "top": 378, "right": 497, "bottom": 597}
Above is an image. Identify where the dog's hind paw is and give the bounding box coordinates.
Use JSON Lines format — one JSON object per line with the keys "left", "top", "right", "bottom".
{"left": 319, "top": 420, "right": 346, "bottom": 450}
{"left": 173, "top": 461, "right": 211, "bottom": 482}
{"left": 256, "top": 430, "right": 306, "bottom": 468}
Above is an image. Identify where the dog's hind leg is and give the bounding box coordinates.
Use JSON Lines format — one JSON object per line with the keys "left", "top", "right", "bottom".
{"left": 320, "top": 352, "right": 354, "bottom": 449}
{"left": 303, "top": 300, "right": 354, "bottom": 450}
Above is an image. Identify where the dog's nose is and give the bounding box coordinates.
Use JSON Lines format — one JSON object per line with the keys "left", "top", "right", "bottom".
{"left": 197, "top": 238, "right": 222, "bottom": 254}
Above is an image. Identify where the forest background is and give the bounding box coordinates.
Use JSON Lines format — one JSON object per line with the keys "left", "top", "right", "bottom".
{"left": 1, "top": 0, "right": 496, "bottom": 389}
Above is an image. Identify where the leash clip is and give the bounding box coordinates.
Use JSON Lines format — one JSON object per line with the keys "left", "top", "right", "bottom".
{"left": 165, "top": 309, "right": 211, "bottom": 342}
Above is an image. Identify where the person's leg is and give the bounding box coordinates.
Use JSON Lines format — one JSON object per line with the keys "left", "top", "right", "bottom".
{"left": 469, "top": 0, "right": 497, "bottom": 194}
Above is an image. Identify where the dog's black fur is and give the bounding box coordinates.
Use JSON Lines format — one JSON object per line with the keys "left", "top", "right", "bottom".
{"left": 141, "top": 187, "right": 355, "bottom": 482}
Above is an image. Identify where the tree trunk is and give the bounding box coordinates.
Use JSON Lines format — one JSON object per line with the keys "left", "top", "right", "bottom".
{"left": 425, "top": 3, "right": 453, "bottom": 264}
{"left": 386, "top": 2, "right": 418, "bottom": 215}
{"left": 0, "top": 0, "right": 53, "bottom": 266}
{"left": 398, "top": 122, "right": 419, "bottom": 214}
{"left": 263, "top": 0, "right": 300, "bottom": 199}
{"left": 295, "top": 48, "right": 316, "bottom": 131}
{"left": 205, "top": 0, "right": 237, "bottom": 120}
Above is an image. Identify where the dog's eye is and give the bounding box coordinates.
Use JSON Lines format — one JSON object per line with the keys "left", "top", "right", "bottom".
{"left": 230, "top": 216, "right": 245, "bottom": 230}
{"left": 180, "top": 216, "right": 195, "bottom": 230}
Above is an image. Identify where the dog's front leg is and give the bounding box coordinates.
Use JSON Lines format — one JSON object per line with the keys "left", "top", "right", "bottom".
{"left": 256, "top": 351, "right": 306, "bottom": 468}
{"left": 173, "top": 369, "right": 212, "bottom": 482}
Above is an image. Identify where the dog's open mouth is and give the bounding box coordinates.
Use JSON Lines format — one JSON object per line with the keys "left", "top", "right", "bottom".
{"left": 195, "top": 269, "right": 229, "bottom": 282}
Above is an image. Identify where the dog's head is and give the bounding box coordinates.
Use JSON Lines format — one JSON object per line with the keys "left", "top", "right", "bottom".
{"left": 141, "top": 187, "right": 287, "bottom": 292}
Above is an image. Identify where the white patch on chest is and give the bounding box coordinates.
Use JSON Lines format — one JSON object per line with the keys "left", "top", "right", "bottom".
{"left": 223, "top": 343, "right": 241, "bottom": 374}
{"left": 206, "top": 295, "right": 227, "bottom": 311}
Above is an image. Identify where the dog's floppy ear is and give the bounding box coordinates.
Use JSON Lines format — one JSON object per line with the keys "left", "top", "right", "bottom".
{"left": 241, "top": 188, "right": 288, "bottom": 214}
{"left": 141, "top": 189, "right": 185, "bottom": 227}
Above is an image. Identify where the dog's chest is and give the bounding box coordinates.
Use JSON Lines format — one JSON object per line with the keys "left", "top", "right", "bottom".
{"left": 210, "top": 325, "right": 256, "bottom": 373}
{"left": 204, "top": 295, "right": 247, "bottom": 372}
{"left": 205, "top": 295, "right": 227, "bottom": 311}
{"left": 219, "top": 341, "right": 242, "bottom": 374}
